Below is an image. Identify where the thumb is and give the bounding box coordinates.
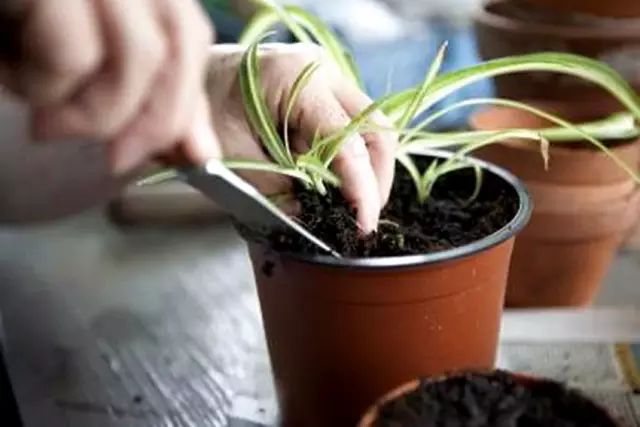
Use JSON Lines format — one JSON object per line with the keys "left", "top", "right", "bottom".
{"left": 182, "top": 92, "right": 222, "bottom": 163}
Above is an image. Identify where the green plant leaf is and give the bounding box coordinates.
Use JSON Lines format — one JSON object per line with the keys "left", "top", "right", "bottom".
{"left": 223, "top": 159, "right": 314, "bottom": 184}
{"left": 467, "top": 163, "right": 484, "bottom": 204}
{"left": 381, "top": 53, "right": 640, "bottom": 124}
{"left": 410, "top": 130, "right": 548, "bottom": 204}
{"left": 304, "top": 128, "right": 325, "bottom": 158}
{"left": 444, "top": 129, "right": 548, "bottom": 163}
{"left": 404, "top": 112, "right": 639, "bottom": 148}
{"left": 240, "top": 37, "right": 294, "bottom": 167}
{"left": 410, "top": 98, "right": 640, "bottom": 143}
{"left": 250, "top": 0, "right": 312, "bottom": 43}
{"left": 404, "top": 98, "right": 640, "bottom": 183}
{"left": 421, "top": 160, "right": 475, "bottom": 203}
{"left": 361, "top": 111, "right": 639, "bottom": 151}
{"left": 396, "top": 152, "right": 427, "bottom": 203}
{"left": 397, "top": 42, "right": 448, "bottom": 135}
{"left": 136, "top": 169, "right": 179, "bottom": 186}
{"left": 283, "top": 61, "right": 321, "bottom": 158}
{"left": 296, "top": 155, "right": 341, "bottom": 187}
{"left": 418, "top": 159, "right": 441, "bottom": 203}
{"left": 238, "top": 6, "right": 285, "bottom": 44}
{"left": 239, "top": 5, "right": 362, "bottom": 86}
{"left": 316, "top": 98, "right": 390, "bottom": 166}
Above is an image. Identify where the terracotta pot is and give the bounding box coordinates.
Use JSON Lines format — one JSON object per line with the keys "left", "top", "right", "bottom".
{"left": 623, "top": 154, "right": 640, "bottom": 251}
{"left": 515, "top": 0, "right": 640, "bottom": 18}
{"left": 626, "top": 215, "right": 640, "bottom": 250}
{"left": 474, "top": 0, "right": 640, "bottom": 104}
{"left": 471, "top": 102, "right": 640, "bottom": 307}
{"left": 248, "top": 151, "right": 532, "bottom": 427}
{"left": 357, "top": 372, "right": 623, "bottom": 426}
{"left": 622, "top": 195, "right": 640, "bottom": 251}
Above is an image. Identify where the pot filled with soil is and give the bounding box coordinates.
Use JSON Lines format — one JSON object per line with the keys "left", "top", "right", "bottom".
{"left": 358, "top": 370, "right": 622, "bottom": 426}
{"left": 474, "top": 0, "right": 640, "bottom": 104}
{"left": 472, "top": 102, "right": 640, "bottom": 307}
{"left": 249, "top": 151, "right": 532, "bottom": 426}
{"left": 513, "top": 0, "right": 640, "bottom": 18}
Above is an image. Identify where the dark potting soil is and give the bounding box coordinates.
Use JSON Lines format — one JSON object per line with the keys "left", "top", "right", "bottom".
{"left": 268, "top": 159, "right": 519, "bottom": 257}
{"left": 375, "top": 371, "right": 619, "bottom": 427}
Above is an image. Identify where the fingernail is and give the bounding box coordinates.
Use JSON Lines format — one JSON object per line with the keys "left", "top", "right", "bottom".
{"left": 193, "top": 117, "right": 221, "bottom": 160}
{"left": 357, "top": 208, "right": 379, "bottom": 234}
{"left": 187, "top": 99, "right": 221, "bottom": 163}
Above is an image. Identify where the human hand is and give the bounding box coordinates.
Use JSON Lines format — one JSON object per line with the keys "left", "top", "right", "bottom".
{"left": 206, "top": 44, "right": 397, "bottom": 232}
{"left": 0, "top": 0, "right": 219, "bottom": 174}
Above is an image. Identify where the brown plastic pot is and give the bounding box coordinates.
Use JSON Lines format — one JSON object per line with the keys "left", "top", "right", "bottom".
{"left": 474, "top": 0, "right": 640, "bottom": 104}
{"left": 357, "top": 372, "right": 623, "bottom": 427}
{"left": 247, "top": 150, "right": 532, "bottom": 427}
{"left": 514, "top": 0, "right": 640, "bottom": 18}
{"left": 471, "top": 102, "right": 640, "bottom": 307}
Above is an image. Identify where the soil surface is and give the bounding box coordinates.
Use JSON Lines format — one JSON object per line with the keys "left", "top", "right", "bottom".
{"left": 374, "top": 371, "right": 618, "bottom": 427}
{"left": 269, "top": 159, "right": 519, "bottom": 257}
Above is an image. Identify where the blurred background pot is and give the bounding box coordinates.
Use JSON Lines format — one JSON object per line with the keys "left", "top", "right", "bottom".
{"left": 625, "top": 215, "right": 640, "bottom": 250}
{"left": 474, "top": 0, "right": 640, "bottom": 105}
{"left": 623, "top": 157, "right": 640, "bottom": 251}
{"left": 247, "top": 152, "right": 532, "bottom": 427}
{"left": 513, "top": 0, "right": 640, "bottom": 18}
{"left": 472, "top": 102, "right": 640, "bottom": 307}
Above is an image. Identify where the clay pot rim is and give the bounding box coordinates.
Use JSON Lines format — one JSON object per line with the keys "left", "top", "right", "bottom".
{"left": 267, "top": 149, "right": 532, "bottom": 270}
{"left": 476, "top": 0, "right": 640, "bottom": 39}
{"left": 357, "top": 371, "right": 623, "bottom": 427}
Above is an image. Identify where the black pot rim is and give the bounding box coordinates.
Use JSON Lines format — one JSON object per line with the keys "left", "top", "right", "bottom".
{"left": 475, "top": 0, "right": 640, "bottom": 38}
{"left": 265, "top": 149, "right": 532, "bottom": 270}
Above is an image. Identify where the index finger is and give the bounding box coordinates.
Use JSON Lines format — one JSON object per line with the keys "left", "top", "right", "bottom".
{"left": 334, "top": 79, "right": 398, "bottom": 206}
{"left": 294, "top": 90, "right": 381, "bottom": 233}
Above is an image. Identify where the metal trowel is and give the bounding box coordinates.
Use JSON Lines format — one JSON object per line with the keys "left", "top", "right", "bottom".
{"left": 182, "top": 159, "right": 341, "bottom": 258}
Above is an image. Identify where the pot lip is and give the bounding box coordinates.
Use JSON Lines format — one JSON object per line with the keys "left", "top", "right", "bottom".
{"left": 265, "top": 149, "right": 532, "bottom": 270}
{"left": 475, "top": 0, "right": 640, "bottom": 38}
{"left": 357, "top": 371, "right": 623, "bottom": 427}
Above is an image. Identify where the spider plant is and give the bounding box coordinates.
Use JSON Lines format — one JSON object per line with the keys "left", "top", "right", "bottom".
{"left": 142, "top": 2, "right": 640, "bottom": 208}
{"left": 233, "top": 34, "right": 339, "bottom": 194}
{"left": 226, "top": 1, "right": 640, "bottom": 205}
